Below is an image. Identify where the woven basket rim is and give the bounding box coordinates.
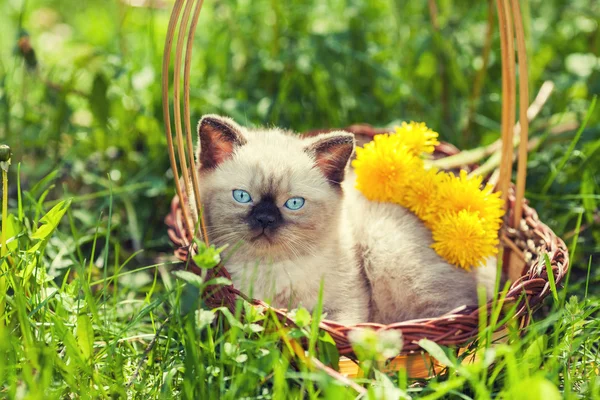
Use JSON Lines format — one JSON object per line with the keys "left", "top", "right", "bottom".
{"left": 165, "top": 127, "right": 570, "bottom": 356}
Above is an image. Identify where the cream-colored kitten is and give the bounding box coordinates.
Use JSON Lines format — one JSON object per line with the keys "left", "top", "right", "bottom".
{"left": 193, "top": 115, "right": 495, "bottom": 324}
{"left": 194, "top": 115, "right": 370, "bottom": 324}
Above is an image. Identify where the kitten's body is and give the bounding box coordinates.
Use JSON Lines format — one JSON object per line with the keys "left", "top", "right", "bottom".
{"left": 223, "top": 223, "right": 367, "bottom": 324}
{"left": 343, "top": 173, "right": 495, "bottom": 323}
{"left": 193, "top": 115, "right": 495, "bottom": 324}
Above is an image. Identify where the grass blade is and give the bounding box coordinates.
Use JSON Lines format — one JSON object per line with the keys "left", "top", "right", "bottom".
{"left": 544, "top": 253, "right": 559, "bottom": 304}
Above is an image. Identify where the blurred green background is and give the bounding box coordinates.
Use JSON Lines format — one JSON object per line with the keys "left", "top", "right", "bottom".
{"left": 0, "top": 0, "right": 598, "bottom": 289}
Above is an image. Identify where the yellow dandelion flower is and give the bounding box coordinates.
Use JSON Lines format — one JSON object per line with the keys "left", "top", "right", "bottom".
{"left": 431, "top": 210, "right": 499, "bottom": 270}
{"left": 435, "top": 170, "right": 505, "bottom": 230}
{"left": 403, "top": 167, "right": 443, "bottom": 222}
{"left": 393, "top": 121, "right": 440, "bottom": 155}
{"left": 352, "top": 125, "right": 505, "bottom": 270}
{"left": 352, "top": 134, "right": 423, "bottom": 203}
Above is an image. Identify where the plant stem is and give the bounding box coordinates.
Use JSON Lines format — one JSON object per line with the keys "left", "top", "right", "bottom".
{"left": 1, "top": 166, "right": 7, "bottom": 258}
{"left": 0, "top": 145, "right": 10, "bottom": 329}
{"left": 468, "top": 120, "right": 578, "bottom": 178}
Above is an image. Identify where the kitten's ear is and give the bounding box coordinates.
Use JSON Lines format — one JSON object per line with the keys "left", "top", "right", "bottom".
{"left": 305, "top": 132, "right": 355, "bottom": 186}
{"left": 196, "top": 115, "right": 247, "bottom": 169}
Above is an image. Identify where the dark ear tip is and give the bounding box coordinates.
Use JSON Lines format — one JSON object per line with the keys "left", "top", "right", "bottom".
{"left": 342, "top": 133, "right": 356, "bottom": 146}
{"left": 198, "top": 114, "right": 230, "bottom": 132}
{"left": 197, "top": 115, "right": 246, "bottom": 143}
{"left": 329, "top": 130, "right": 355, "bottom": 143}
{"left": 337, "top": 134, "right": 354, "bottom": 144}
{"left": 322, "top": 131, "right": 355, "bottom": 151}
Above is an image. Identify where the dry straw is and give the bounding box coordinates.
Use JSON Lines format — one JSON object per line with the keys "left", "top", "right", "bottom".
{"left": 162, "top": 0, "right": 569, "bottom": 377}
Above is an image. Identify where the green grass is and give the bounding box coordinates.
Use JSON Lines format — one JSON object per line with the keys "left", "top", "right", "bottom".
{"left": 1, "top": 0, "right": 599, "bottom": 398}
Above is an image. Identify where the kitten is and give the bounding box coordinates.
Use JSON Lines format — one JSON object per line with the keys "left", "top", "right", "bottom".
{"left": 193, "top": 115, "right": 371, "bottom": 324}
{"left": 193, "top": 115, "right": 496, "bottom": 324}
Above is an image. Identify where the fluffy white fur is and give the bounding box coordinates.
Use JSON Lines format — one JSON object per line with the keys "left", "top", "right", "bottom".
{"left": 193, "top": 115, "right": 497, "bottom": 324}
{"left": 344, "top": 172, "right": 497, "bottom": 323}
{"left": 194, "top": 115, "right": 370, "bottom": 324}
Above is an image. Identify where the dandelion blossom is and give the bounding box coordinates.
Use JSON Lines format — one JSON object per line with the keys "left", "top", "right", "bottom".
{"left": 431, "top": 210, "right": 499, "bottom": 270}
{"left": 353, "top": 126, "right": 505, "bottom": 270}
{"left": 403, "top": 167, "right": 443, "bottom": 223}
{"left": 352, "top": 134, "right": 423, "bottom": 203}
{"left": 435, "top": 170, "right": 505, "bottom": 230}
{"left": 393, "top": 121, "right": 440, "bottom": 155}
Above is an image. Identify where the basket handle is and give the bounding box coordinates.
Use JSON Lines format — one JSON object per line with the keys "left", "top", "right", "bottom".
{"left": 161, "top": 0, "right": 531, "bottom": 264}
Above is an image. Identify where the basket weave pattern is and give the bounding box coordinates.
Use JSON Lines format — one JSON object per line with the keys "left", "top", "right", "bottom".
{"left": 165, "top": 126, "right": 569, "bottom": 356}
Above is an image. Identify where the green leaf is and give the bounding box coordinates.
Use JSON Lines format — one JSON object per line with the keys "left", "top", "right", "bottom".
{"left": 418, "top": 338, "right": 455, "bottom": 368}
{"left": 90, "top": 73, "right": 109, "bottom": 127}
{"left": 370, "top": 371, "right": 410, "bottom": 400}
{"left": 293, "top": 307, "right": 311, "bottom": 328}
{"left": 195, "top": 309, "right": 216, "bottom": 331}
{"left": 508, "top": 376, "right": 561, "bottom": 400}
{"left": 52, "top": 316, "right": 90, "bottom": 372}
{"left": 4, "top": 214, "right": 22, "bottom": 253}
{"left": 243, "top": 300, "right": 266, "bottom": 324}
{"left": 171, "top": 270, "right": 205, "bottom": 288}
{"left": 28, "top": 199, "right": 72, "bottom": 255}
{"left": 214, "top": 307, "right": 244, "bottom": 330}
{"left": 288, "top": 328, "right": 307, "bottom": 339}
{"left": 235, "top": 353, "right": 248, "bottom": 363}
{"left": 544, "top": 253, "right": 559, "bottom": 304}
{"left": 203, "top": 277, "right": 232, "bottom": 288}
{"left": 317, "top": 331, "right": 339, "bottom": 370}
{"left": 192, "top": 240, "right": 224, "bottom": 269}
{"left": 522, "top": 335, "right": 547, "bottom": 373}
{"left": 76, "top": 314, "right": 95, "bottom": 361}
{"left": 245, "top": 323, "right": 264, "bottom": 333}
{"left": 31, "top": 199, "right": 71, "bottom": 241}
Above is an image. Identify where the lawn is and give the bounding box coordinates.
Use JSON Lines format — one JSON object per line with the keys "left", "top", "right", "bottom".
{"left": 0, "top": 0, "right": 599, "bottom": 398}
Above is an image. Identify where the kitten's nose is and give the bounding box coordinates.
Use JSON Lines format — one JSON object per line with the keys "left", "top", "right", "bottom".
{"left": 248, "top": 197, "right": 283, "bottom": 230}
{"left": 254, "top": 213, "right": 277, "bottom": 227}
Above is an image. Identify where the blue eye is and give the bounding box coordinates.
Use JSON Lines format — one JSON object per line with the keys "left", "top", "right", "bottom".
{"left": 232, "top": 189, "right": 252, "bottom": 204}
{"left": 284, "top": 197, "right": 305, "bottom": 210}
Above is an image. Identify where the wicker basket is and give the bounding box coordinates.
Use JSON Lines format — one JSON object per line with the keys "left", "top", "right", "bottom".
{"left": 165, "top": 126, "right": 569, "bottom": 376}
{"left": 161, "top": 0, "right": 569, "bottom": 379}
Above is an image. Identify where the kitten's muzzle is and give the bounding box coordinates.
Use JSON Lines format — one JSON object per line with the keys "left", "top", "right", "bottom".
{"left": 248, "top": 198, "right": 283, "bottom": 231}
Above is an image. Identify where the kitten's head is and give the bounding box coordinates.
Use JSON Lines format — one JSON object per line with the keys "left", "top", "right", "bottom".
{"left": 195, "top": 114, "right": 354, "bottom": 260}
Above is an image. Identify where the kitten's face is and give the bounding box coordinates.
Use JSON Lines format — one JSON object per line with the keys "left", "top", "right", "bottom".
{"left": 195, "top": 115, "right": 354, "bottom": 260}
